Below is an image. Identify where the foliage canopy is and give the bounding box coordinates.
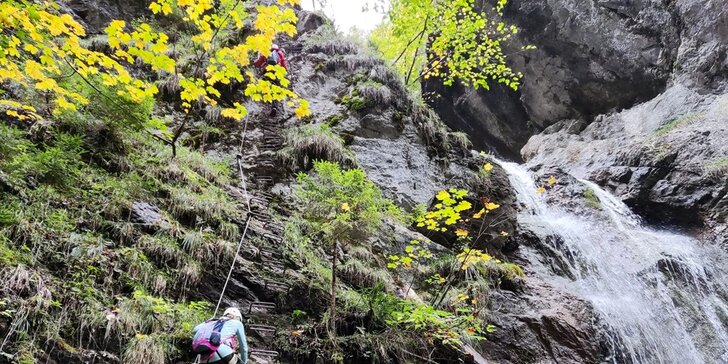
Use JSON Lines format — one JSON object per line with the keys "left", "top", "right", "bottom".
{"left": 0, "top": 0, "right": 310, "bottom": 128}
{"left": 370, "top": 0, "right": 530, "bottom": 90}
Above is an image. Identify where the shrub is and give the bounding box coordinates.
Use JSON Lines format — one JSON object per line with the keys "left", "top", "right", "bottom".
{"left": 5, "top": 133, "right": 86, "bottom": 188}
{"left": 295, "top": 161, "right": 401, "bottom": 333}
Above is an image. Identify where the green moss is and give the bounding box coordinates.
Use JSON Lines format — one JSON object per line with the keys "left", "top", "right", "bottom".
{"left": 705, "top": 157, "right": 728, "bottom": 176}
{"left": 653, "top": 112, "right": 705, "bottom": 138}
{"left": 324, "top": 113, "right": 345, "bottom": 127}
{"left": 344, "top": 73, "right": 368, "bottom": 86}
{"left": 584, "top": 188, "right": 602, "bottom": 210}
{"left": 0, "top": 236, "right": 31, "bottom": 265}
{"left": 338, "top": 93, "right": 371, "bottom": 111}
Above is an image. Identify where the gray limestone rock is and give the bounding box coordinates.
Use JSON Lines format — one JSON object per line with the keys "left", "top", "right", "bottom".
{"left": 130, "top": 201, "right": 169, "bottom": 231}
{"left": 424, "top": 0, "right": 728, "bottom": 159}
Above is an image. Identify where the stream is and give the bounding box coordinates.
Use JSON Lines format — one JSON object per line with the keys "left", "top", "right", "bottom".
{"left": 499, "top": 161, "right": 728, "bottom": 363}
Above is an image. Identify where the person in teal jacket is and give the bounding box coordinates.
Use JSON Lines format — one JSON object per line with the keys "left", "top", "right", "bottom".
{"left": 193, "top": 307, "right": 249, "bottom": 364}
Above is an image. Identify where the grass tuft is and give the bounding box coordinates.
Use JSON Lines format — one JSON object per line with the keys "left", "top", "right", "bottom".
{"left": 704, "top": 157, "right": 728, "bottom": 177}
{"left": 653, "top": 112, "right": 705, "bottom": 138}
{"left": 305, "top": 39, "right": 359, "bottom": 56}
{"left": 448, "top": 131, "right": 472, "bottom": 153}
{"left": 327, "top": 54, "right": 384, "bottom": 72}
{"left": 122, "top": 334, "right": 167, "bottom": 364}
{"left": 357, "top": 81, "right": 392, "bottom": 106}
{"left": 278, "top": 124, "right": 356, "bottom": 170}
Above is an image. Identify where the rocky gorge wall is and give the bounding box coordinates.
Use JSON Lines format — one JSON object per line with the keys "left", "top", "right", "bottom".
{"left": 425, "top": 0, "right": 727, "bottom": 229}
{"left": 425, "top": 0, "right": 727, "bottom": 162}
{"left": 11, "top": 1, "right": 726, "bottom": 363}
{"left": 288, "top": 15, "right": 623, "bottom": 364}
{"left": 423, "top": 0, "right": 728, "bottom": 362}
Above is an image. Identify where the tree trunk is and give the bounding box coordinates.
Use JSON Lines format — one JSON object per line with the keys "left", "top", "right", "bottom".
{"left": 170, "top": 114, "right": 190, "bottom": 158}
{"left": 329, "top": 240, "right": 338, "bottom": 337}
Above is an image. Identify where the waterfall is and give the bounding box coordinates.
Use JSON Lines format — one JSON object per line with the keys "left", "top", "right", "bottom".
{"left": 498, "top": 161, "right": 728, "bottom": 364}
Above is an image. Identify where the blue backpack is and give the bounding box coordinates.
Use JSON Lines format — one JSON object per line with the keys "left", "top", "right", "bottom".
{"left": 192, "top": 319, "right": 227, "bottom": 360}
{"left": 267, "top": 50, "right": 280, "bottom": 65}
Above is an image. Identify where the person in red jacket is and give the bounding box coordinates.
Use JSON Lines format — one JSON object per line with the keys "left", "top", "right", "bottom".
{"left": 253, "top": 44, "right": 288, "bottom": 71}
{"left": 253, "top": 44, "right": 288, "bottom": 117}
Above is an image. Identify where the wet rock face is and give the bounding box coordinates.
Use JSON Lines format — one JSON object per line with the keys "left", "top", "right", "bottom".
{"left": 292, "top": 31, "right": 504, "bottom": 212}
{"left": 523, "top": 87, "right": 728, "bottom": 227}
{"left": 424, "top": 0, "right": 728, "bottom": 158}
{"left": 60, "top": 0, "right": 148, "bottom": 33}
{"left": 477, "top": 277, "right": 611, "bottom": 364}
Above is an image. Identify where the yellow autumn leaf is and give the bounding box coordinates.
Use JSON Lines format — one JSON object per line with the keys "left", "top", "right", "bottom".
{"left": 485, "top": 202, "right": 500, "bottom": 210}
{"left": 472, "top": 208, "right": 485, "bottom": 219}
{"left": 149, "top": 2, "right": 162, "bottom": 13}
{"left": 436, "top": 190, "right": 451, "bottom": 201}
{"left": 161, "top": 3, "right": 172, "bottom": 15}
{"left": 455, "top": 228, "right": 469, "bottom": 238}
{"left": 483, "top": 163, "right": 493, "bottom": 172}
{"left": 500, "top": 231, "right": 509, "bottom": 237}
{"left": 341, "top": 202, "right": 351, "bottom": 212}
{"left": 547, "top": 176, "right": 557, "bottom": 186}
{"left": 537, "top": 185, "right": 546, "bottom": 195}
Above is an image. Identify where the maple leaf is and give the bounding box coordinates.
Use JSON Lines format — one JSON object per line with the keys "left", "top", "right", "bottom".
{"left": 436, "top": 190, "right": 451, "bottom": 201}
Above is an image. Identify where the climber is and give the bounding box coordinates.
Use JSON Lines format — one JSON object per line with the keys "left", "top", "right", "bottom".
{"left": 253, "top": 43, "right": 288, "bottom": 72}
{"left": 253, "top": 44, "right": 288, "bottom": 117}
{"left": 192, "top": 307, "right": 249, "bottom": 364}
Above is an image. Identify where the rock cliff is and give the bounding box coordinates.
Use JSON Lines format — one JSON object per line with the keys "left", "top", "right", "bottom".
{"left": 425, "top": 0, "right": 728, "bottom": 163}
{"left": 4, "top": 1, "right": 726, "bottom": 363}
{"left": 424, "top": 0, "right": 728, "bottom": 362}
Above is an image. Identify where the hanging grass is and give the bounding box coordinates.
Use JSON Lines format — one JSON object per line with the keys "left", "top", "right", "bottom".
{"left": 278, "top": 124, "right": 356, "bottom": 171}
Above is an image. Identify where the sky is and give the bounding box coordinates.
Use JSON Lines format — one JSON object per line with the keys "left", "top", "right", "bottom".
{"left": 300, "top": 0, "right": 386, "bottom": 33}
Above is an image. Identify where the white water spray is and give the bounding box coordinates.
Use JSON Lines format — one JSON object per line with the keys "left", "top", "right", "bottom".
{"left": 498, "top": 161, "right": 728, "bottom": 364}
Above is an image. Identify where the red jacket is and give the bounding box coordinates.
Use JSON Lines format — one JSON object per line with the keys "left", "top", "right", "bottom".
{"left": 254, "top": 49, "right": 288, "bottom": 71}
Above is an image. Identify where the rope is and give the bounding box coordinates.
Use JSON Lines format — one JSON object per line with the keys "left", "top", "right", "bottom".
{"left": 237, "top": 155, "right": 253, "bottom": 213}
{"left": 212, "top": 215, "right": 252, "bottom": 319}
{"left": 211, "top": 119, "right": 254, "bottom": 319}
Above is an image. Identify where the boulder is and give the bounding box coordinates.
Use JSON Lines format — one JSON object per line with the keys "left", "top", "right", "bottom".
{"left": 130, "top": 201, "right": 170, "bottom": 232}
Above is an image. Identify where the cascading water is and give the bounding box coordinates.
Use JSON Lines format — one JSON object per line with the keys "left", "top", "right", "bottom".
{"left": 497, "top": 161, "right": 728, "bottom": 364}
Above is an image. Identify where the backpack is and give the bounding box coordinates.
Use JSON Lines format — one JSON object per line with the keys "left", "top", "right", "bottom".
{"left": 267, "top": 50, "right": 280, "bottom": 66}
{"left": 192, "top": 319, "right": 228, "bottom": 360}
